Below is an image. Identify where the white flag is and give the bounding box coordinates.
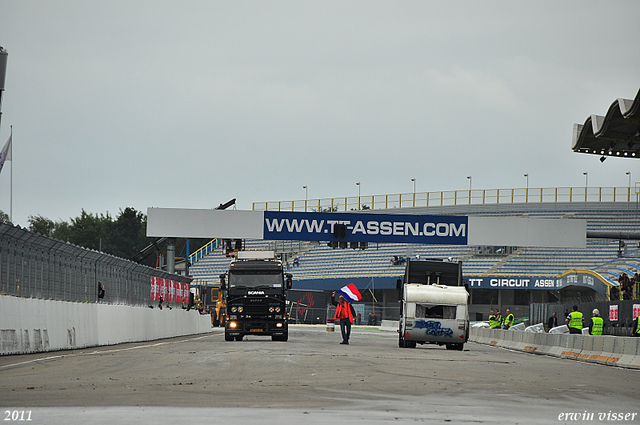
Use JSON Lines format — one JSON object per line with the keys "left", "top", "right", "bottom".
{"left": 0, "top": 133, "right": 11, "bottom": 174}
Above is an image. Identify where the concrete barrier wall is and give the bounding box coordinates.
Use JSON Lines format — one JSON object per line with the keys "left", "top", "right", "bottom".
{"left": 0, "top": 295, "right": 212, "bottom": 355}
{"left": 469, "top": 327, "right": 640, "bottom": 370}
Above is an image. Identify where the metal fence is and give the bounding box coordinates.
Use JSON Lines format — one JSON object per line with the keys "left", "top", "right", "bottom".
{"left": 253, "top": 186, "right": 639, "bottom": 212}
{"left": 0, "top": 224, "right": 191, "bottom": 307}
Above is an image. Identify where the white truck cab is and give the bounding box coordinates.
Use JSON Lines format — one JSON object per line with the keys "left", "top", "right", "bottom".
{"left": 398, "top": 261, "right": 469, "bottom": 351}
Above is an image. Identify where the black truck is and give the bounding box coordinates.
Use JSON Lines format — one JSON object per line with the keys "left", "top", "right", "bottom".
{"left": 222, "top": 251, "right": 292, "bottom": 342}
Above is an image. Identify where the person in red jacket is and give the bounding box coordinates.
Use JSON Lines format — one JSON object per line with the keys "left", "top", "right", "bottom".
{"left": 332, "top": 292, "right": 355, "bottom": 345}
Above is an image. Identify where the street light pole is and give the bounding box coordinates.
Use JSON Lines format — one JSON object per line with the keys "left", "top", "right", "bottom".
{"left": 583, "top": 172, "right": 588, "bottom": 202}
{"left": 411, "top": 178, "right": 416, "bottom": 207}
{"left": 524, "top": 173, "right": 529, "bottom": 202}
{"left": 356, "top": 182, "right": 360, "bottom": 210}
{"left": 303, "top": 185, "right": 308, "bottom": 211}
{"left": 467, "top": 176, "right": 472, "bottom": 204}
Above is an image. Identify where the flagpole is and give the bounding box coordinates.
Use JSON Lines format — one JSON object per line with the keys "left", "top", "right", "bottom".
{"left": 9, "top": 125, "right": 12, "bottom": 223}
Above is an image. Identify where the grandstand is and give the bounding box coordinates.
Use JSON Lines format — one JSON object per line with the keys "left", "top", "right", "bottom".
{"left": 189, "top": 190, "right": 640, "bottom": 319}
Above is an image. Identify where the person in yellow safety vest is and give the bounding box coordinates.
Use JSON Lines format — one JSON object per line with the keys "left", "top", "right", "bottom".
{"left": 503, "top": 309, "right": 514, "bottom": 329}
{"left": 588, "top": 309, "right": 604, "bottom": 335}
{"left": 494, "top": 309, "right": 503, "bottom": 329}
{"left": 488, "top": 309, "right": 499, "bottom": 329}
{"left": 565, "top": 305, "right": 584, "bottom": 334}
{"left": 632, "top": 315, "right": 640, "bottom": 337}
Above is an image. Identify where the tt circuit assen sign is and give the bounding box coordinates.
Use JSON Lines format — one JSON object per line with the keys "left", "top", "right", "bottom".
{"left": 263, "top": 211, "right": 467, "bottom": 245}
{"left": 465, "top": 271, "right": 610, "bottom": 296}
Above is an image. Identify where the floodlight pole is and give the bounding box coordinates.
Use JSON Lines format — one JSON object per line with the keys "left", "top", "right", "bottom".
{"left": 0, "top": 47, "right": 7, "bottom": 132}
{"left": 411, "top": 178, "right": 416, "bottom": 207}
{"left": 303, "top": 185, "right": 308, "bottom": 212}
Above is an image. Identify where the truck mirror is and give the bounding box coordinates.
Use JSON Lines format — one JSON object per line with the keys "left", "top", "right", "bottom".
{"left": 219, "top": 274, "right": 226, "bottom": 290}
{"left": 285, "top": 273, "right": 293, "bottom": 290}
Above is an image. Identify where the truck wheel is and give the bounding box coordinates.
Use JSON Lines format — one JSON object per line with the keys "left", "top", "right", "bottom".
{"left": 405, "top": 340, "right": 417, "bottom": 349}
{"left": 272, "top": 334, "right": 288, "bottom": 342}
{"left": 224, "top": 332, "right": 234, "bottom": 341}
{"left": 235, "top": 335, "right": 243, "bottom": 341}
{"left": 398, "top": 334, "right": 406, "bottom": 348}
{"left": 446, "top": 343, "right": 463, "bottom": 351}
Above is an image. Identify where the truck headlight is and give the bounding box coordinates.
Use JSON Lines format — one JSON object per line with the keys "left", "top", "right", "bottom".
{"left": 275, "top": 306, "right": 281, "bottom": 313}
{"left": 238, "top": 306, "right": 244, "bottom": 313}
{"left": 231, "top": 306, "right": 237, "bottom": 313}
{"left": 269, "top": 307, "right": 274, "bottom": 313}
{"left": 229, "top": 321, "right": 237, "bottom": 329}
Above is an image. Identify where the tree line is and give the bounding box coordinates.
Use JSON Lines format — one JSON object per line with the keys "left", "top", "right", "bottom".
{"left": 1, "top": 208, "right": 210, "bottom": 268}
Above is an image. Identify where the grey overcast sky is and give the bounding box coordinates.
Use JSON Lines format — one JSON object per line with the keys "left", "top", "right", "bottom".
{"left": 0, "top": 1, "right": 639, "bottom": 227}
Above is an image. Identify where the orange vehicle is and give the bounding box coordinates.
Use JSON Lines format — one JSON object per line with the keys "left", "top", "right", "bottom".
{"left": 199, "top": 283, "right": 227, "bottom": 326}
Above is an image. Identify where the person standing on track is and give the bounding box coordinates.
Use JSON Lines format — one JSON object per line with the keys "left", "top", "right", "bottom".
{"left": 332, "top": 292, "right": 355, "bottom": 345}
{"left": 331, "top": 283, "right": 362, "bottom": 345}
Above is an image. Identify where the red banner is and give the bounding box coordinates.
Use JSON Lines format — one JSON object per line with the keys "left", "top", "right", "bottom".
{"left": 159, "top": 278, "right": 167, "bottom": 300}
{"left": 150, "top": 277, "right": 159, "bottom": 301}
{"left": 168, "top": 280, "right": 176, "bottom": 302}
{"left": 175, "top": 282, "right": 183, "bottom": 304}
{"left": 184, "top": 283, "right": 190, "bottom": 304}
{"left": 609, "top": 304, "right": 619, "bottom": 321}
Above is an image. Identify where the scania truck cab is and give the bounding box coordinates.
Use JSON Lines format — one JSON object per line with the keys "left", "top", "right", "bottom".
{"left": 398, "top": 260, "right": 469, "bottom": 351}
{"left": 223, "top": 251, "right": 292, "bottom": 342}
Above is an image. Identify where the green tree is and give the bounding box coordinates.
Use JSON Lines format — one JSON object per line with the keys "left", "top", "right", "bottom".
{"left": 52, "top": 220, "right": 73, "bottom": 242}
{"left": 0, "top": 210, "right": 10, "bottom": 224}
{"left": 109, "top": 207, "right": 148, "bottom": 259}
{"left": 28, "top": 214, "right": 55, "bottom": 236}
{"left": 313, "top": 206, "right": 339, "bottom": 212}
{"left": 68, "top": 209, "right": 111, "bottom": 251}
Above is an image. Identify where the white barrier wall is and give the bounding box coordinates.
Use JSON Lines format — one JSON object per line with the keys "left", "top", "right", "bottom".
{"left": 0, "top": 295, "right": 213, "bottom": 355}
{"left": 469, "top": 327, "right": 640, "bottom": 369}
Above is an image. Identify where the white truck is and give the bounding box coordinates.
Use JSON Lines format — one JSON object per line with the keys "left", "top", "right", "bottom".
{"left": 398, "top": 260, "right": 469, "bottom": 351}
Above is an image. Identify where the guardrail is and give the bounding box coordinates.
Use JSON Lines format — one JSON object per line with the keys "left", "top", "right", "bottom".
{"left": 470, "top": 327, "right": 640, "bottom": 369}
{"left": 253, "top": 186, "right": 638, "bottom": 212}
{"left": 189, "top": 238, "right": 220, "bottom": 265}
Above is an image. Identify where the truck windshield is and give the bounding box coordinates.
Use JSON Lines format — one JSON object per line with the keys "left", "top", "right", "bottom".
{"left": 229, "top": 271, "right": 283, "bottom": 289}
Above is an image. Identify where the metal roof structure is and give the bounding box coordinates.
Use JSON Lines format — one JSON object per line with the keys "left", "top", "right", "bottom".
{"left": 572, "top": 88, "right": 640, "bottom": 161}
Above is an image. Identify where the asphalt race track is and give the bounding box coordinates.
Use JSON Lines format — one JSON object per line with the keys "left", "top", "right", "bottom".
{"left": 1, "top": 325, "right": 638, "bottom": 424}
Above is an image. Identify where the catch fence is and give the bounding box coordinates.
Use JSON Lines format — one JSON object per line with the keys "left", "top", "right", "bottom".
{"left": 0, "top": 224, "right": 190, "bottom": 306}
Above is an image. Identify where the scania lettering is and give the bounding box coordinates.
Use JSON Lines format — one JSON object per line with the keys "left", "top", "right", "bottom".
{"left": 398, "top": 260, "right": 469, "bottom": 351}
{"left": 222, "top": 251, "right": 292, "bottom": 342}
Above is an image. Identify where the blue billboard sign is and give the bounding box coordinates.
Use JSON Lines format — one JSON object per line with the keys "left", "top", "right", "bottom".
{"left": 263, "top": 211, "right": 468, "bottom": 245}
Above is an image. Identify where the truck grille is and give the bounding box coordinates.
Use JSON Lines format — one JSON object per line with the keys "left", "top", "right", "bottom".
{"left": 245, "top": 304, "right": 267, "bottom": 314}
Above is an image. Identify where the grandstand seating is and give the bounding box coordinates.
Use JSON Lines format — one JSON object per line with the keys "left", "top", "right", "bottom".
{"left": 189, "top": 201, "right": 640, "bottom": 287}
